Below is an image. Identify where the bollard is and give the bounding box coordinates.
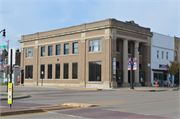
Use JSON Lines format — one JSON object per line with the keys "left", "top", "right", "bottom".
{"left": 155, "top": 82, "right": 158, "bottom": 88}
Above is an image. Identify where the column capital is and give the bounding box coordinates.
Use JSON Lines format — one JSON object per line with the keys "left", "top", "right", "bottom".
{"left": 110, "top": 35, "right": 117, "bottom": 40}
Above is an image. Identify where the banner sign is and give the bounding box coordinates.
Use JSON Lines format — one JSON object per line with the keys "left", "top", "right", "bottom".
{"left": 0, "top": 61, "right": 3, "bottom": 70}
{"left": 127, "top": 58, "right": 131, "bottom": 70}
{"left": 133, "top": 57, "right": 137, "bottom": 70}
{"left": 159, "top": 64, "right": 167, "bottom": 69}
{"left": 113, "top": 57, "right": 116, "bottom": 79}
{"left": 8, "top": 83, "right": 13, "bottom": 104}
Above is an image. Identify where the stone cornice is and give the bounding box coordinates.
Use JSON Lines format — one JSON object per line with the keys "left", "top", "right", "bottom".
{"left": 18, "top": 19, "right": 152, "bottom": 43}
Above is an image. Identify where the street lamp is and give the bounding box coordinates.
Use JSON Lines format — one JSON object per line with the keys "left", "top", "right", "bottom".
{"left": 0, "top": 29, "right": 6, "bottom": 38}
{"left": 130, "top": 47, "right": 140, "bottom": 89}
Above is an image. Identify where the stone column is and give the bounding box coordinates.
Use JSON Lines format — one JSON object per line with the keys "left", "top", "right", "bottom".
{"left": 122, "top": 39, "right": 130, "bottom": 86}
{"left": 134, "top": 41, "right": 141, "bottom": 86}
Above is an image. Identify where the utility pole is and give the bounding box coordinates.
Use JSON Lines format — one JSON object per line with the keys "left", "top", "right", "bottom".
{"left": 5, "top": 40, "right": 10, "bottom": 92}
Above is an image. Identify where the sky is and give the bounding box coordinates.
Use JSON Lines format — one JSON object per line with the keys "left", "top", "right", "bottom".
{"left": 0, "top": 0, "right": 179, "bottom": 51}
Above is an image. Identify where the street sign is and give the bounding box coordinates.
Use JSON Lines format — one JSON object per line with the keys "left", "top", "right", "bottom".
{"left": 8, "top": 83, "right": 13, "bottom": 104}
{"left": 0, "top": 45, "right": 6, "bottom": 49}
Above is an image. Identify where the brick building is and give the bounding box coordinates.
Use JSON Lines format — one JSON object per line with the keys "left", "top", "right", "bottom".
{"left": 18, "top": 19, "right": 152, "bottom": 88}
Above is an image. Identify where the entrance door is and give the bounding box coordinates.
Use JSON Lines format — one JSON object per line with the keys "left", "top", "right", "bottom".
{"left": 21, "top": 70, "right": 24, "bottom": 84}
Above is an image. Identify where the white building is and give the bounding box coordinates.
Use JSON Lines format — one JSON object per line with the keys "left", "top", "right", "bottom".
{"left": 151, "top": 32, "right": 174, "bottom": 86}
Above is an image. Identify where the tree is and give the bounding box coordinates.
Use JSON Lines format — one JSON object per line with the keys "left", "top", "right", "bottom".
{"left": 166, "top": 61, "right": 179, "bottom": 75}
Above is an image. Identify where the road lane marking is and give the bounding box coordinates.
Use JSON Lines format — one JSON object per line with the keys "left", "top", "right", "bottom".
{"left": 0, "top": 112, "right": 48, "bottom": 118}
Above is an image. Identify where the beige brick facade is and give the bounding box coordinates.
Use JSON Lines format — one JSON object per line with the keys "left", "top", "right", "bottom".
{"left": 19, "top": 19, "right": 152, "bottom": 88}
{"left": 174, "top": 36, "right": 180, "bottom": 83}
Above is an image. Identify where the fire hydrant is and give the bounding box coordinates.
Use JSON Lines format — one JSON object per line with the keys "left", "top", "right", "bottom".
{"left": 155, "top": 82, "right": 158, "bottom": 88}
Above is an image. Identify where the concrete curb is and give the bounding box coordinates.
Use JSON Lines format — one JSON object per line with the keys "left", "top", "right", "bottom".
{"left": 117, "top": 88, "right": 179, "bottom": 92}
{"left": 0, "top": 95, "right": 31, "bottom": 101}
{"left": 0, "top": 109, "right": 44, "bottom": 116}
{"left": 57, "top": 87, "right": 103, "bottom": 91}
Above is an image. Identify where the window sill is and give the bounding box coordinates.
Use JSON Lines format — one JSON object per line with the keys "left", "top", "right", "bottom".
{"left": 25, "top": 78, "right": 33, "bottom": 80}
{"left": 88, "top": 81, "right": 102, "bottom": 84}
{"left": 40, "top": 79, "right": 78, "bottom": 80}
{"left": 25, "top": 57, "right": 33, "bottom": 59}
{"left": 116, "top": 52, "right": 120, "bottom": 54}
{"left": 88, "top": 51, "right": 102, "bottom": 54}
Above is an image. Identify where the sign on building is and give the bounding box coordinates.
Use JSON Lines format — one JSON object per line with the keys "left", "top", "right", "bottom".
{"left": 113, "top": 57, "right": 116, "bottom": 79}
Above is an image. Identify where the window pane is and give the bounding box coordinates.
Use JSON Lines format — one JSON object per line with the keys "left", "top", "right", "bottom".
{"left": 73, "top": 43, "right": 78, "bottom": 54}
{"left": 41, "top": 47, "right": 45, "bottom": 56}
{"left": 89, "top": 41, "right": 92, "bottom": 46}
{"left": 93, "top": 46, "right": 98, "bottom": 51}
{"left": 56, "top": 64, "right": 60, "bottom": 79}
{"left": 56, "top": 45, "right": 61, "bottom": 55}
{"left": 99, "top": 39, "right": 101, "bottom": 45}
{"left": 89, "top": 61, "right": 101, "bottom": 81}
{"left": 40, "top": 65, "right": 45, "bottom": 79}
{"left": 25, "top": 65, "right": 33, "bottom": 78}
{"left": 48, "top": 64, "right": 52, "bottom": 79}
{"left": 48, "top": 46, "right": 52, "bottom": 56}
{"left": 93, "top": 40, "right": 98, "bottom": 46}
{"left": 64, "top": 44, "right": 69, "bottom": 54}
{"left": 72, "top": 63, "right": 78, "bottom": 79}
{"left": 116, "top": 40, "right": 119, "bottom": 52}
{"left": 64, "top": 63, "right": 69, "bottom": 79}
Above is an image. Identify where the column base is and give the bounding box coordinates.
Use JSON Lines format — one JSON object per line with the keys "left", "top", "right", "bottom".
{"left": 33, "top": 81, "right": 38, "bottom": 86}
{"left": 111, "top": 79, "right": 117, "bottom": 88}
{"left": 144, "top": 82, "right": 152, "bottom": 86}
{"left": 121, "top": 82, "right": 130, "bottom": 87}
{"left": 79, "top": 81, "right": 86, "bottom": 87}
{"left": 134, "top": 83, "right": 142, "bottom": 87}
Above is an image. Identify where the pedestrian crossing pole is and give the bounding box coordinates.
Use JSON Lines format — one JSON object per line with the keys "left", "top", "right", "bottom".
{"left": 8, "top": 49, "right": 13, "bottom": 109}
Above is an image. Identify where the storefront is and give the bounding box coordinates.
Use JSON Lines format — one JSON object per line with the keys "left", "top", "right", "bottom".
{"left": 152, "top": 69, "right": 168, "bottom": 86}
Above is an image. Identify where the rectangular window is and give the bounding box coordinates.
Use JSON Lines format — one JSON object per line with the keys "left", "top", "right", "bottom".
{"left": 26, "top": 48, "right": 33, "bottom": 58}
{"left": 48, "top": 64, "right": 52, "bottom": 79}
{"left": 41, "top": 47, "right": 45, "bottom": 56}
{"left": 25, "top": 65, "right": 33, "bottom": 78}
{"left": 89, "top": 41, "right": 92, "bottom": 52}
{"left": 116, "top": 40, "right": 119, "bottom": 52}
{"left": 56, "top": 45, "right": 61, "bottom": 55}
{"left": 48, "top": 46, "right": 53, "bottom": 56}
{"left": 40, "top": 65, "right": 45, "bottom": 79}
{"left": 64, "top": 44, "right": 69, "bottom": 54}
{"left": 175, "top": 51, "right": 177, "bottom": 61}
{"left": 162, "top": 51, "right": 164, "bottom": 59}
{"left": 139, "top": 64, "right": 141, "bottom": 70}
{"left": 64, "top": 63, "right": 69, "bottom": 79}
{"left": 72, "top": 63, "right": 78, "bottom": 79}
{"left": 73, "top": 42, "right": 78, "bottom": 54}
{"left": 89, "top": 61, "right": 101, "bottom": 81}
{"left": 157, "top": 50, "right": 159, "bottom": 58}
{"left": 55, "top": 64, "right": 60, "bottom": 79}
{"left": 166, "top": 52, "right": 168, "bottom": 60}
{"left": 89, "top": 39, "right": 101, "bottom": 52}
{"left": 128, "top": 42, "right": 131, "bottom": 54}
{"left": 116, "top": 62, "right": 119, "bottom": 69}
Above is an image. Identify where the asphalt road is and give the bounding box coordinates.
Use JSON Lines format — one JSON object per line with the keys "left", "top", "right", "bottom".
{"left": 0, "top": 86, "right": 179, "bottom": 119}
